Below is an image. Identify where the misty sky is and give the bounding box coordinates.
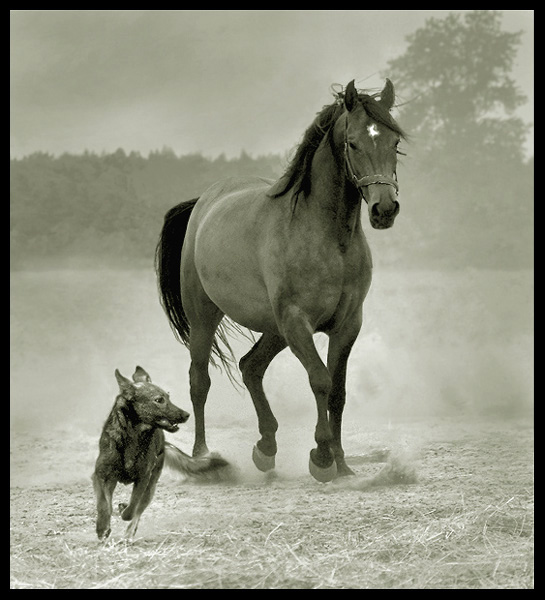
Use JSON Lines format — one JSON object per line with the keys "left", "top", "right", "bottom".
{"left": 10, "top": 10, "right": 533, "bottom": 159}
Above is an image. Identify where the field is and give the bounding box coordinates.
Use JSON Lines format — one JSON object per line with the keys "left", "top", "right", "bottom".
{"left": 10, "top": 420, "right": 533, "bottom": 588}
{"left": 10, "top": 267, "right": 533, "bottom": 588}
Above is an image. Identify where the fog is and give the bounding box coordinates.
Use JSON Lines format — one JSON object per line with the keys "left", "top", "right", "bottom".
{"left": 10, "top": 10, "right": 533, "bottom": 447}
{"left": 10, "top": 10, "right": 533, "bottom": 158}
{"left": 10, "top": 263, "right": 532, "bottom": 443}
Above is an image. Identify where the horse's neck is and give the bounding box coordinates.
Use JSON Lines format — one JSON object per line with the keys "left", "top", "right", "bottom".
{"left": 310, "top": 141, "right": 363, "bottom": 253}
{"left": 335, "top": 188, "right": 363, "bottom": 253}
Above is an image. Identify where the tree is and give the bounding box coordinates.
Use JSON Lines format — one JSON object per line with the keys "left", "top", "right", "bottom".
{"left": 382, "top": 11, "right": 532, "bottom": 268}
{"left": 387, "top": 11, "right": 528, "bottom": 163}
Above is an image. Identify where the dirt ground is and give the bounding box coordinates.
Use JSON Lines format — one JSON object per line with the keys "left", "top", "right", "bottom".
{"left": 10, "top": 266, "right": 533, "bottom": 587}
{"left": 10, "top": 418, "right": 533, "bottom": 589}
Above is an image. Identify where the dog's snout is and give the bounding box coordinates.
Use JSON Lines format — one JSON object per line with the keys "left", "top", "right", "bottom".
{"left": 178, "top": 409, "right": 190, "bottom": 423}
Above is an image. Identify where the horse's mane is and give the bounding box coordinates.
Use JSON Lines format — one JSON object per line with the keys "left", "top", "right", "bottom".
{"left": 270, "top": 87, "right": 406, "bottom": 201}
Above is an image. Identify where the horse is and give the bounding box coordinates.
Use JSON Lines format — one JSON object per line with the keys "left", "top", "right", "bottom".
{"left": 155, "top": 79, "right": 406, "bottom": 482}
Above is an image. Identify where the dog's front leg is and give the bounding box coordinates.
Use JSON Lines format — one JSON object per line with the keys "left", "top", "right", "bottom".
{"left": 118, "top": 476, "right": 151, "bottom": 540}
{"left": 120, "top": 461, "right": 162, "bottom": 539}
{"left": 93, "top": 473, "right": 117, "bottom": 541}
{"left": 118, "top": 478, "right": 146, "bottom": 520}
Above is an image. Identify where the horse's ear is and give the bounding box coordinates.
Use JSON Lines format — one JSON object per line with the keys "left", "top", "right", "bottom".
{"left": 379, "top": 79, "right": 395, "bottom": 110}
{"left": 344, "top": 80, "right": 358, "bottom": 112}
{"left": 115, "top": 369, "right": 135, "bottom": 398}
{"left": 132, "top": 366, "right": 151, "bottom": 383}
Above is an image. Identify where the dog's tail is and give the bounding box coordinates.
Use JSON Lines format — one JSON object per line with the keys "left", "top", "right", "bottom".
{"left": 164, "top": 442, "right": 237, "bottom": 483}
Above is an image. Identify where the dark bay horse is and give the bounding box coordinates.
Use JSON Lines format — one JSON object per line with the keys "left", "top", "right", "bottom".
{"left": 156, "top": 79, "right": 406, "bottom": 482}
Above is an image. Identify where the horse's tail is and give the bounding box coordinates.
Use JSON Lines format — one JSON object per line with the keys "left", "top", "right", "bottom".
{"left": 163, "top": 442, "right": 237, "bottom": 482}
{"left": 155, "top": 199, "right": 198, "bottom": 349}
{"left": 155, "top": 199, "right": 251, "bottom": 384}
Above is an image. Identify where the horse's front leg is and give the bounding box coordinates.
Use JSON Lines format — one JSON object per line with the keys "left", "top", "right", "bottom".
{"left": 280, "top": 306, "right": 336, "bottom": 482}
{"left": 239, "top": 333, "right": 287, "bottom": 472}
{"left": 326, "top": 317, "right": 362, "bottom": 476}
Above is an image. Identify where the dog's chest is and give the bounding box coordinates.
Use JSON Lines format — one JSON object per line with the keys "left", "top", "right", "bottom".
{"left": 119, "top": 432, "right": 164, "bottom": 483}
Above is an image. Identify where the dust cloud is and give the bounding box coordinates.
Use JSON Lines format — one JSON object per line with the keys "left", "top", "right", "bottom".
{"left": 10, "top": 260, "right": 533, "bottom": 450}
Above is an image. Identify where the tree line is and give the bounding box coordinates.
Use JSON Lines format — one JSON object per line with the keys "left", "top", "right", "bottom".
{"left": 9, "top": 144, "right": 532, "bottom": 270}
{"left": 10, "top": 149, "right": 284, "bottom": 268}
{"left": 10, "top": 11, "right": 533, "bottom": 270}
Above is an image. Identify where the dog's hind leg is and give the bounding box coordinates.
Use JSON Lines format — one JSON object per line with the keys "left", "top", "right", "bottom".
{"left": 93, "top": 474, "right": 117, "bottom": 541}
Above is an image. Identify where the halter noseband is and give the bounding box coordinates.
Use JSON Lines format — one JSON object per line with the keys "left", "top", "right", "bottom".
{"left": 343, "top": 118, "right": 399, "bottom": 204}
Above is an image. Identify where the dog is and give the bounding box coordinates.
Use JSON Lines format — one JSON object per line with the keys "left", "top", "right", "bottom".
{"left": 92, "top": 366, "right": 228, "bottom": 540}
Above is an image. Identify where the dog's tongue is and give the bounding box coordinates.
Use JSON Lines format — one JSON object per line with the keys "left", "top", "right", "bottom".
{"left": 158, "top": 418, "right": 178, "bottom": 431}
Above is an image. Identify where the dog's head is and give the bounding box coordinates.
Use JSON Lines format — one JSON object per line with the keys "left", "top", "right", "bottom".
{"left": 114, "top": 367, "right": 189, "bottom": 433}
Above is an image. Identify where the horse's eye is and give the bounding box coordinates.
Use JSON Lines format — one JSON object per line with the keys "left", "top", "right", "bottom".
{"left": 349, "top": 142, "right": 358, "bottom": 150}
{"left": 154, "top": 397, "right": 165, "bottom": 404}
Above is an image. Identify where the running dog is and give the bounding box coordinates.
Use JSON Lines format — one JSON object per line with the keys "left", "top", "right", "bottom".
{"left": 93, "top": 366, "right": 228, "bottom": 540}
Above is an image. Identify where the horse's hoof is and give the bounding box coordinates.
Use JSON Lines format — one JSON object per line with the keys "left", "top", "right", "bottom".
{"left": 252, "top": 444, "right": 276, "bottom": 472}
{"left": 309, "top": 452, "right": 337, "bottom": 483}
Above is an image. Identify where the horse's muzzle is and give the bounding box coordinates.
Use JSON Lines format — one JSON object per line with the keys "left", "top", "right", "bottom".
{"left": 369, "top": 198, "right": 400, "bottom": 229}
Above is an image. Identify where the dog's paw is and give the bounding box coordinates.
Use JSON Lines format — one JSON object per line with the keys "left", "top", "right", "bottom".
{"left": 97, "top": 526, "right": 111, "bottom": 541}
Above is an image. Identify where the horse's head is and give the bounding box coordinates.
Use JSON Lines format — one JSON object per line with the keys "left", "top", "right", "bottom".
{"left": 343, "top": 79, "right": 405, "bottom": 230}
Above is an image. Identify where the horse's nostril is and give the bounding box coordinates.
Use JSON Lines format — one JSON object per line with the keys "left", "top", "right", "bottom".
{"left": 372, "top": 200, "right": 399, "bottom": 219}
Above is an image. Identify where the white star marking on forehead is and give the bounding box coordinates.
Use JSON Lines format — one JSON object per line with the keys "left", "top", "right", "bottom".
{"left": 367, "top": 123, "right": 380, "bottom": 138}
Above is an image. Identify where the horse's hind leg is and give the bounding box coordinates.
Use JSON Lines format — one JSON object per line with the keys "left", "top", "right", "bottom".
{"left": 181, "top": 256, "right": 225, "bottom": 457}
{"left": 188, "top": 309, "right": 224, "bottom": 457}
{"left": 239, "top": 333, "right": 287, "bottom": 471}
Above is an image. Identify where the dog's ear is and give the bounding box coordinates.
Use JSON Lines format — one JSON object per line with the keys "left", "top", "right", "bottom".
{"left": 115, "top": 369, "right": 135, "bottom": 399}
{"left": 132, "top": 366, "right": 151, "bottom": 383}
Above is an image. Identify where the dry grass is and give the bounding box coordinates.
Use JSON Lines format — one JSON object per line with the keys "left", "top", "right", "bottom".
{"left": 10, "top": 493, "right": 533, "bottom": 589}
{"left": 10, "top": 420, "right": 533, "bottom": 589}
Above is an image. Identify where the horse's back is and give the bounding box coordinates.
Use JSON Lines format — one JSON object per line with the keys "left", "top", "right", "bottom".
{"left": 190, "top": 175, "right": 281, "bottom": 247}
{"left": 199, "top": 175, "right": 275, "bottom": 206}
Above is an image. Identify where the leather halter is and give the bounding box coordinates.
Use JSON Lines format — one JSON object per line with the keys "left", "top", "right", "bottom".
{"left": 343, "top": 117, "right": 399, "bottom": 204}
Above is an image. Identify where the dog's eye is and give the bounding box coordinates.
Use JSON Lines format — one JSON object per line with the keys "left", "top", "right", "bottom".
{"left": 154, "top": 397, "right": 166, "bottom": 404}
